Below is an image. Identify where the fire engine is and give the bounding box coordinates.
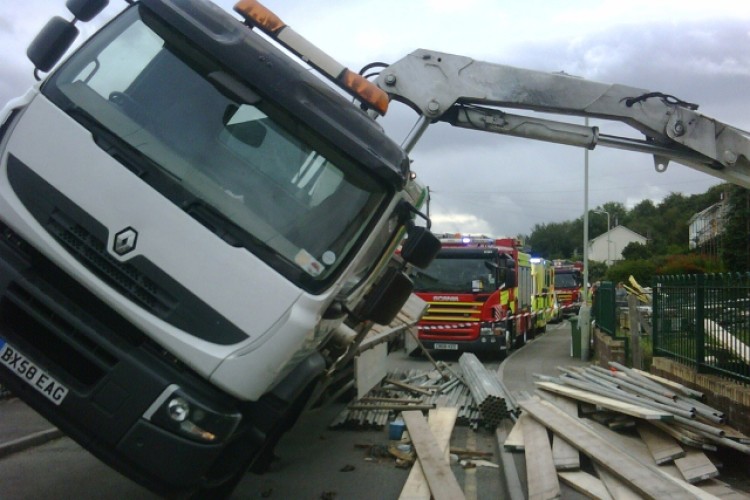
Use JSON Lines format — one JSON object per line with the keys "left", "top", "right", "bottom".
{"left": 411, "top": 234, "right": 534, "bottom": 357}
{"left": 552, "top": 260, "right": 584, "bottom": 317}
{"left": 530, "top": 257, "right": 558, "bottom": 331}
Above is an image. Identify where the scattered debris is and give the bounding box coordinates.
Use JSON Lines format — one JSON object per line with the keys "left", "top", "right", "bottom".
{"left": 330, "top": 352, "right": 518, "bottom": 431}
{"left": 496, "top": 363, "right": 750, "bottom": 499}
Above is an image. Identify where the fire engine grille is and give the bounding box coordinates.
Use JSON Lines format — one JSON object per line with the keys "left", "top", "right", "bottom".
{"left": 422, "top": 302, "right": 482, "bottom": 322}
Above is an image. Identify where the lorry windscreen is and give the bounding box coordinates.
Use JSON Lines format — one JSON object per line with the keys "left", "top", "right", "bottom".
{"left": 413, "top": 256, "right": 497, "bottom": 293}
{"left": 41, "top": 7, "right": 387, "bottom": 293}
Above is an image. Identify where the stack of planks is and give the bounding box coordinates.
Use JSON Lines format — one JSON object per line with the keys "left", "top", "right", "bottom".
{"left": 501, "top": 364, "right": 750, "bottom": 499}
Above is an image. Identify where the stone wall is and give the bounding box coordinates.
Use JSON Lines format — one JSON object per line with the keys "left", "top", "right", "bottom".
{"left": 593, "top": 328, "right": 626, "bottom": 368}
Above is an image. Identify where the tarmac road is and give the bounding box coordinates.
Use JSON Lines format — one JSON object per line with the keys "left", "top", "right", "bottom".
{"left": 0, "top": 320, "right": 584, "bottom": 499}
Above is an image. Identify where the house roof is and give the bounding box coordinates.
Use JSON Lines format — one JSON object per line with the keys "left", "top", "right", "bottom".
{"left": 588, "top": 225, "right": 647, "bottom": 245}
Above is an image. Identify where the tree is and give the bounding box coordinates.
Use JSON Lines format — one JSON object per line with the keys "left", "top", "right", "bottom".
{"left": 621, "top": 241, "right": 651, "bottom": 261}
{"left": 721, "top": 185, "right": 750, "bottom": 271}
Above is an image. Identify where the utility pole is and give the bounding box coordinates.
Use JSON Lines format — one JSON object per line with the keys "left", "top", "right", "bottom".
{"left": 580, "top": 118, "right": 591, "bottom": 361}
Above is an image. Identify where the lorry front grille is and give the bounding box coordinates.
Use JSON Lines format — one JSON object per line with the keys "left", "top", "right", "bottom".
{"left": 0, "top": 288, "right": 112, "bottom": 388}
{"left": 46, "top": 210, "right": 177, "bottom": 317}
{"left": 7, "top": 153, "right": 248, "bottom": 345}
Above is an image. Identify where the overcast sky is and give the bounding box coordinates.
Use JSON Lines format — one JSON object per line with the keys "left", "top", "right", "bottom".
{"left": 2, "top": 0, "right": 749, "bottom": 239}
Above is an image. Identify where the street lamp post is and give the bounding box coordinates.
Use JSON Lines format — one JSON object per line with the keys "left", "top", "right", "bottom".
{"left": 594, "top": 210, "right": 611, "bottom": 265}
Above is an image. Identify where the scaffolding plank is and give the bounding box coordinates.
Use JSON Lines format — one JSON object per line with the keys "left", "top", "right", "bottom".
{"left": 401, "top": 411, "right": 465, "bottom": 500}
{"left": 518, "top": 398, "right": 700, "bottom": 499}
{"left": 540, "top": 392, "right": 581, "bottom": 470}
{"left": 558, "top": 471, "right": 613, "bottom": 500}
{"left": 535, "top": 381, "right": 673, "bottom": 420}
{"left": 523, "top": 411, "right": 561, "bottom": 499}
{"left": 400, "top": 407, "right": 458, "bottom": 500}
{"left": 504, "top": 412, "right": 527, "bottom": 451}
{"left": 637, "top": 422, "right": 686, "bottom": 464}
{"left": 674, "top": 449, "right": 720, "bottom": 484}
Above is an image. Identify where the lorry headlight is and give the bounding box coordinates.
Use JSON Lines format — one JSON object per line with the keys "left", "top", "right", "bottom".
{"left": 144, "top": 385, "right": 241, "bottom": 443}
{"left": 167, "top": 397, "right": 190, "bottom": 422}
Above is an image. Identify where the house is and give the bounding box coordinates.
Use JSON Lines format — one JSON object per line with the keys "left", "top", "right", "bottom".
{"left": 588, "top": 225, "right": 647, "bottom": 265}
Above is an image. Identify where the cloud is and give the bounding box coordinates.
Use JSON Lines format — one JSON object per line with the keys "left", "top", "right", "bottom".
{"left": 1, "top": 1, "right": 746, "bottom": 242}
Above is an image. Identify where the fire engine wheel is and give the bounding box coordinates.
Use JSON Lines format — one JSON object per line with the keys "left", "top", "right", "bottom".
{"left": 500, "top": 330, "right": 512, "bottom": 360}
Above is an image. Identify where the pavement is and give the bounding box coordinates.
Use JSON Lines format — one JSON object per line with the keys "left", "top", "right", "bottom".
{"left": 0, "top": 319, "right": 586, "bottom": 461}
{"left": 0, "top": 396, "right": 63, "bottom": 460}
{"left": 499, "top": 319, "right": 591, "bottom": 395}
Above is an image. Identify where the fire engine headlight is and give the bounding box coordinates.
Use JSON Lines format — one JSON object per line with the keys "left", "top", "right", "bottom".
{"left": 144, "top": 385, "right": 241, "bottom": 443}
{"left": 480, "top": 324, "right": 493, "bottom": 336}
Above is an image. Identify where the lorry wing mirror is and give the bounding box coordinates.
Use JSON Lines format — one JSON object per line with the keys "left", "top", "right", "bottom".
{"left": 66, "top": 0, "right": 109, "bottom": 22}
{"left": 27, "top": 17, "right": 79, "bottom": 73}
{"left": 359, "top": 267, "right": 414, "bottom": 325}
{"left": 400, "top": 226, "right": 441, "bottom": 269}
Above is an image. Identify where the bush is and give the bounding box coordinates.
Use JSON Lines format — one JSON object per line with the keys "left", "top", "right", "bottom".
{"left": 605, "top": 259, "right": 657, "bottom": 285}
{"left": 656, "top": 254, "right": 724, "bottom": 275}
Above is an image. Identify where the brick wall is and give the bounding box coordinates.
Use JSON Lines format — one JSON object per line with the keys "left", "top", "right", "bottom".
{"left": 651, "top": 357, "right": 750, "bottom": 436}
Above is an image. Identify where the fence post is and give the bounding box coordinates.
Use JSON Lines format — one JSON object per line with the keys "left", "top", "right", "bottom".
{"left": 628, "top": 294, "right": 642, "bottom": 369}
{"left": 695, "top": 274, "right": 705, "bottom": 371}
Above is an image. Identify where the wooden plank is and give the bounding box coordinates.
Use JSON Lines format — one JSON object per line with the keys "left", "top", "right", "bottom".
{"left": 594, "top": 463, "right": 642, "bottom": 500}
{"left": 355, "top": 342, "right": 388, "bottom": 398}
{"left": 535, "top": 381, "right": 673, "bottom": 420}
{"left": 539, "top": 392, "right": 581, "bottom": 470}
{"left": 699, "top": 479, "right": 750, "bottom": 499}
{"left": 401, "top": 411, "right": 465, "bottom": 500}
{"left": 495, "top": 420, "right": 526, "bottom": 500}
{"left": 636, "top": 422, "right": 686, "bottom": 464}
{"left": 651, "top": 421, "right": 716, "bottom": 450}
{"left": 523, "top": 411, "right": 561, "bottom": 500}
{"left": 504, "top": 412, "right": 527, "bottom": 451}
{"left": 583, "top": 417, "right": 720, "bottom": 500}
{"left": 674, "top": 449, "right": 719, "bottom": 484}
{"left": 552, "top": 434, "right": 580, "bottom": 471}
{"left": 557, "top": 471, "right": 613, "bottom": 500}
{"left": 518, "top": 398, "right": 701, "bottom": 499}
{"left": 400, "top": 407, "right": 458, "bottom": 500}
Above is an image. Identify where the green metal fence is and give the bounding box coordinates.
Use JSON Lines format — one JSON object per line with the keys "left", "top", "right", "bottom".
{"left": 653, "top": 273, "right": 750, "bottom": 384}
{"left": 593, "top": 281, "right": 617, "bottom": 336}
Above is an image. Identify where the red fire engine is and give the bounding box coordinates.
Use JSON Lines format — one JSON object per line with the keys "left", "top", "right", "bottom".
{"left": 410, "top": 234, "right": 533, "bottom": 357}
{"left": 552, "top": 260, "right": 583, "bottom": 317}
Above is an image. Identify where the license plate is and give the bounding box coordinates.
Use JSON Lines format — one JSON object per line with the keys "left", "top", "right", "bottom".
{"left": 434, "top": 343, "right": 458, "bottom": 350}
{"left": 0, "top": 339, "right": 68, "bottom": 405}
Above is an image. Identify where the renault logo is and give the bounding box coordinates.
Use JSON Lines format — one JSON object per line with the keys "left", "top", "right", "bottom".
{"left": 113, "top": 227, "right": 138, "bottom": 256}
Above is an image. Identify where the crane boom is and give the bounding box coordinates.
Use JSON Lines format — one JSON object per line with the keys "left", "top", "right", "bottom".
{"left": 375, "top": 49, "right": 750, "bottom": 188}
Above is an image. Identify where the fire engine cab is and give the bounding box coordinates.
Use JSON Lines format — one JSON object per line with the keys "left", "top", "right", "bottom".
{"left": 411, "top": 234, "right": 533, "bottom": 357}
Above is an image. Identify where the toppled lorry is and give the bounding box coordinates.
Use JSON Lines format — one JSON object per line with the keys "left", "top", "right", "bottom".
{"left": 1, "top": 0, "right": 748, "bottom": 497}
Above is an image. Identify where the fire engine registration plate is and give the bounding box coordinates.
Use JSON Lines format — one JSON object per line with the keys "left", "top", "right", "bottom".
{"left": 0, "top": 338, "right": 68, "bottom": 405}
{"left": 434, "top": 343, "right": 458, "bottom": 350}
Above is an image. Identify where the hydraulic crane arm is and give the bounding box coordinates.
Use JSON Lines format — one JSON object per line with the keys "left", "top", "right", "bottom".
{"left": 374, "top": 49, "right": 750, "bottom": 188}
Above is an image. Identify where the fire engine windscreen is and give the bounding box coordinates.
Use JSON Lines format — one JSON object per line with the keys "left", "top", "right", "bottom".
{"left": 42, "top": 8, "right": 387, "bottom": 292}
{"left": 554, "top": 272, "right": 581, "bottom": 289}
{"left": 412, "top": 255, "right": 499, "bottom": 293}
